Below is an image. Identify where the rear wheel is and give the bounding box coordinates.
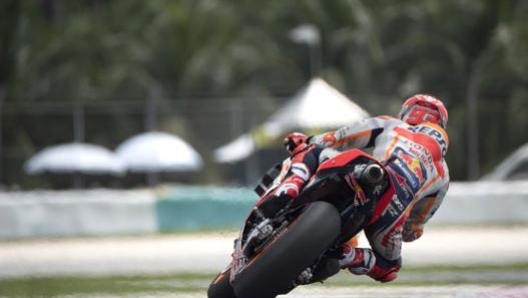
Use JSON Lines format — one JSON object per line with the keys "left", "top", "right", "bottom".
{"left": 208, "top": 268, "right": 235, "bottom": 298}
{"left": 234, "top": 201, "right": 341, "bottom": 298}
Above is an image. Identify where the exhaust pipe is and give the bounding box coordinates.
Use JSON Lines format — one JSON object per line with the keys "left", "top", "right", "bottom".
{"left": 362, "top": 164, "right": 384, "bottom": 185}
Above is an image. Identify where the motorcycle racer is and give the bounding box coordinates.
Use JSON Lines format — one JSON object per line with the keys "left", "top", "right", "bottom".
{"left": 260, "top": 94, "right": 450, "bottom": 283}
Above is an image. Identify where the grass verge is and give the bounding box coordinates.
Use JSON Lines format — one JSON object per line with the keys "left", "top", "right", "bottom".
{"left": 1, "top": 264, "right": 527, "bottom": 297}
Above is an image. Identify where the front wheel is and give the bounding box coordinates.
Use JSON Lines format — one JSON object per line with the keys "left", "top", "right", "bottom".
{"left": 208, "top": 267, "right": 235, "bottom": 298}
{"left": 234, "top": 201, "right": 341, "bottom": 298}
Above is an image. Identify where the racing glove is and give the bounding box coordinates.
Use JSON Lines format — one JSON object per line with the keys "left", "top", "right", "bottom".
{"left": 283, "top": 132, "right": 309, "bottom": 155}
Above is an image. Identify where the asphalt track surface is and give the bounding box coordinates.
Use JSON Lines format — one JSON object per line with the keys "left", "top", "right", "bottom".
{"left": 1, "top": 226, "right": 528, "bottom": 297}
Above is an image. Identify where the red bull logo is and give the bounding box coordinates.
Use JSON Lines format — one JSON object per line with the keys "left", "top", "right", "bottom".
{"left": 396, "top": 149, "right": 426, "bottom": 185}
{"left": 344, "top": 173, "right": 369, "bottom": 206}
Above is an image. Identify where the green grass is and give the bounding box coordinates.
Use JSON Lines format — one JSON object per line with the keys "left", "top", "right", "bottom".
{"left": 0, "top": 273, "right": 213, "bottom": 297}
{"left": 1, "top": 264, "right": 527, "bottom": 297}
{"left": 326, "top": 263, "right": 528, "bottom": 287}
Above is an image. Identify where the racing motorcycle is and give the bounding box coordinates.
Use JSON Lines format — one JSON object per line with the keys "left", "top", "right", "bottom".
{"left": 207, "top": 148, "right": 393, "bottom": 298}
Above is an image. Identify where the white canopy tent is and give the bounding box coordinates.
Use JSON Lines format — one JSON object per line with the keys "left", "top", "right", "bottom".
{"left": 116, "top": 132, "right": 203, "bottom": 173}
{"left": 24, "top": 143, "right": 124, "bottom": 175}
{"left": 115, "top": 131, "right": 203, "bottom": 186}
{"left": 24, "top": 142, "right": 125, "bottom": 188}
{"left": 214, "top": 78, "right": 369, "bottom": 163}
{"left": 262, "top": 78, "right": 369, "bottom": 138}
{"left": 213, "top": 133, "right": 255, "bottom": 164}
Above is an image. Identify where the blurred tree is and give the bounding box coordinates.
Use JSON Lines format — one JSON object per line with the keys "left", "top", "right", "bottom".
{"left": 288, "top": 0, "right": 528, "bottom": 180}
{"left": 1, "top": 0, "right": 528, "bottom": 187}
{"left": 0, "top": 0, "right": 21, "bottom": 185}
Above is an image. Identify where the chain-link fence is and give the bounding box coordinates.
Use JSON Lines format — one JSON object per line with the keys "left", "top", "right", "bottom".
{"left": 0, "top": 97, "right": 290, "bottom": 189}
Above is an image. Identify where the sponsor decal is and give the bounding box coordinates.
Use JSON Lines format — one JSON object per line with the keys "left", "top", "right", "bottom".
{"left": 353, "top": 164, "right": 367, "bottom": 178}
{"left": 344, "top": 173, "right": 369, "bottom": 207}
{"left": 393, "top": 147, "right": 427, "bottom": 188}
{"left": 394, "top": 159, "right": 418, "bottom": 188}
{"left": 390, "top": 169, "right": 412, "bottom": 198}
{"left": 400, "top": 139, "right": 435, "bottom": 173}
{"left": 381, "top": 194, "right": 407, "bottom": 218}
{"left": 408, "top": 125, "right": 448, "bottom": 157}
{"left": 392, "top": 195, "right": 404, "bottom": 211}
{"left": 372, "top": 184, "right": 383, "bottom": 196}
{"left": 385, "top": 201, "right": 399, "bottom": 217}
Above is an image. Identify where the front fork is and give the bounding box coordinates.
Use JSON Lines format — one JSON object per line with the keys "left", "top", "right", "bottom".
{"left": 230, "top": 208, "right": 279, "bottom": 283}
{"left": 230, "top": 205, "right": 301, "bottom": 283}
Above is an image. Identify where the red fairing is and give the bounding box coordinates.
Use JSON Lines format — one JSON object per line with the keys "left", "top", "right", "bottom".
{"left": 318, "top": 149, "right": 370, "bottom": 171}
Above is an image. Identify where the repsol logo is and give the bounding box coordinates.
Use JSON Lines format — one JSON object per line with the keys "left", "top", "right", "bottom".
{"left": 408, "top": 125, "right": 448, "bottom": 157}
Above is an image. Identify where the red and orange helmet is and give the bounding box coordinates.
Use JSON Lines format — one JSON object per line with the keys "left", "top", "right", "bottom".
{"left": 399, "top": 94, "right": 448, "bottom": 129}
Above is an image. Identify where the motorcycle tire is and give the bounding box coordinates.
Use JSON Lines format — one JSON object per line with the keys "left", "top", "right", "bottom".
{"left": 208, "top": 268, "right": 236, "bottom": 298}
{"left": 233, "top": 201, "right": 341, "bottom": 298}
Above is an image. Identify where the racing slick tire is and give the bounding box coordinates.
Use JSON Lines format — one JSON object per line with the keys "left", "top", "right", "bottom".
{"left": 233, "top": 201, "right": 341, "bottom": 298}
{"left": 208, "top": 267, "right": 236, "bottom": 298}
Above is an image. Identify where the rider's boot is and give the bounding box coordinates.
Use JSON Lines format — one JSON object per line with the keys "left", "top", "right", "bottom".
{"left": 339, "top": 243, "right": 376, "bottom": 274}
{"left": 339, "top": 243, "right": 400, "bottom": 282}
